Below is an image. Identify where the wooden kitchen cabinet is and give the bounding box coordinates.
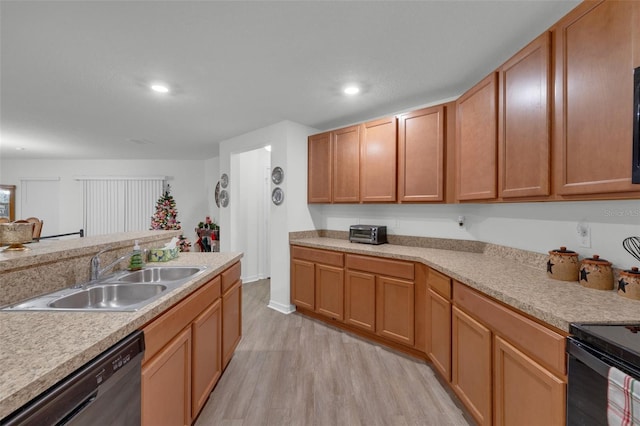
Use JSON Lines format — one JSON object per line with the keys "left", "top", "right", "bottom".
{"left": 222, "top": 263, "right": 242, "bottom": 369}
{"left": 456, "top": 73, "right": 498, "bottom": 201}
{"left": 332, "top": 125, "right": 360, "bottom": 203}
{"left": 290, "top": 245, "right": 345, "bottom": 322}
{"left": 360, "top": 116, "right": 397, "bottom": 202}
{"left": 494, "top": 336, "right": 565, "bottom": 426}
{"left": 498, "top": 32, "right": 551, "bottom": 199}
{"left": 345, "top": 269, "right": 376, "bottom": 332}
{"left": 142, "top": 327, "right": 192, "bottom": 426}
{"left": 307, "top": 131, "right": 332, "bottom": 203}
{"left": 553, "top": 0, "right": 639, "bottom": 196}
{"left": 635, "top": 1, "right": 640, "bottom": 68}
{"left": 315, "top": 263, "right": 345, "bottom": 321}
{"left": 398, "top": 104, "right": 454, "bottom": 202}
{"left": 452, "top": 305, "right": 492, "bottom": 426}
{"left": 377, "top": 275, "right": 415, "bottom": 346}
{"left": 191, "top": 298, "right": 222, "bottom": 418}
{"left": 426, "top": 268, "right": 452, "bottom": 382}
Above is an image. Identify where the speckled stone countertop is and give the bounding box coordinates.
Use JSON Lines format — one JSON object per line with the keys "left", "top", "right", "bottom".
{"left": 0, "top": 252, "right": 242, "bottom": 420}
{"left": 290, "top": 237, "right": 640, "bottom": 333}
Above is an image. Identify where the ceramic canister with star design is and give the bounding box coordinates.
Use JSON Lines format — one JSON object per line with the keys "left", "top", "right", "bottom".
{"left": 547, "top": 247, "right": 580, "bottom": 281}
{"left": 618, "top": 267, "right": 640, "bottom": 300}
{"left": 579, "top": 254, "right": 613, "bottom": 290}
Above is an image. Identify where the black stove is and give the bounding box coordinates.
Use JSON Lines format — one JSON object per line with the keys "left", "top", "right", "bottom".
{"left": 570, "top": 323, "right": 640, "bottom": 372}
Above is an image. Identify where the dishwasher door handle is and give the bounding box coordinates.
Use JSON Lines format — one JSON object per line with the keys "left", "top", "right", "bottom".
{"left": 58, "top": 391, "right": 98, "bottom": 425}
{"left": 568, "top": 338, "right": 615, "bottom": 378}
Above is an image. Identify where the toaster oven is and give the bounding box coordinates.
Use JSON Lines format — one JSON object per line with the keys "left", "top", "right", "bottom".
{"left": 349, "top": 225, "right": 387, "bottom": 245}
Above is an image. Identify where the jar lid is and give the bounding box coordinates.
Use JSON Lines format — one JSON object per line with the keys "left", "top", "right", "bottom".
{"left": 582, "top": 254, "right": 612, "bottom": 265}
{"left": 549, "top": 246, "right": 578, "bottom": 255}
{"left": 623, "top": 266, "right": 640, "bottom": 275}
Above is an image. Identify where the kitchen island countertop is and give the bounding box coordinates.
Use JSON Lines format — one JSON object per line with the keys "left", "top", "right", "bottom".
{"left": 0, "top": 252, "right": 242, "bottom": 420}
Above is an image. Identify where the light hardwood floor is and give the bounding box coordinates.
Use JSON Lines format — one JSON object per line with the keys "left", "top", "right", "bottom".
{"left": 195, "top": 279, "right": 472, "bottom": 426}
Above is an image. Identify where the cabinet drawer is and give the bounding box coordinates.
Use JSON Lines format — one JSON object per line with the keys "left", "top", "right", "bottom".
{"left": 291, "top": 246, "right": 344, "bottom": 267}
{"left": 346, "top": 254, "right": 414, "bottom": 280}
{"left": 143, "top": 277, "right": 220, "bottom": 362}
{"left": 453, "top": 281, "right": 565, "bottom": 377}
{"left": 428, "top": 268, "right": 451, "bottom": 299}
{"left": 222, "top": 262, "right": 241, "bottom": 293}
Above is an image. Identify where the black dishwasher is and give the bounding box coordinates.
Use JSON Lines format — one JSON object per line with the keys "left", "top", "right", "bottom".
{"left": 1, "top": 330, "right": 144, "bottom": 426}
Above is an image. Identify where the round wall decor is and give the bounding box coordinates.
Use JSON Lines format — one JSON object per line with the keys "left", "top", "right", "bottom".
{"left": 214, "top": 181, "right": 221, "bottom": 207}
{"left": 220, "top": 173, "right": 229, "bottom": 188}
{"left": 271, "top": 166, "right": 284, "bottom": 184}
{"left": 272, "top": 187, "right": 284, "bottom": 205}
{"left": 219, "top": 189, "right": 229, "bottom": 207}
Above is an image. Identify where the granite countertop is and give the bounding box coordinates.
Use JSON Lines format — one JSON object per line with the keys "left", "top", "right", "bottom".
{"left": 0, "top": 252, "right": 242, "bottom": 420}
{"left": 290, "top": 238, "right": 640, "bottom": 333}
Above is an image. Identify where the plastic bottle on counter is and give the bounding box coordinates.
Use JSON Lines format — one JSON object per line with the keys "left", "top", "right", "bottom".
{"left": 128, "top": 240, "right": 145, "bottom": 271}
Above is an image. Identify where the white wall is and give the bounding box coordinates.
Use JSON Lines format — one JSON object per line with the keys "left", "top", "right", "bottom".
{"left": 204, "top": 156, "right": 221, "bottom": 227}
{"left": 319, "top": 199, "right": 640, "bottom": 269}
{"left": 0, "top": 159, "right": 211, "bottom": 244}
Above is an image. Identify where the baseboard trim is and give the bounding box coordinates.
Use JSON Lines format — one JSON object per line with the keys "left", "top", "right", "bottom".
{"left": 267, "top": 300, "right": 296, "bottom": 314}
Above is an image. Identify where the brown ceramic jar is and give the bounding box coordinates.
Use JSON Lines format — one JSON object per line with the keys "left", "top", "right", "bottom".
{"left": 618, "top": 267, "right": 640, "bottom": 300}
{"left": 547, "top": 247, "right": 580, "bottom": 282}
{"left": 579, "top": 255, "right": 613, "bottom": 290}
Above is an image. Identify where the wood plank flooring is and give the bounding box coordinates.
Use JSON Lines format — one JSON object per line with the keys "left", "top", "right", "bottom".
{"left": 195, "top": 279, "right": 471, "bottom": 426}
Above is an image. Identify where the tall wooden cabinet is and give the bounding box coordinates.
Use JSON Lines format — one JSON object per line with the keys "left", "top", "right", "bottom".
{"left": 456, "top": 73, "right": 498, "bottom": 201}
{"left": 398, "top": 104, "right": 454, "bottom": 203}
{"left": 333, "top": 125, "right": 361, "bottom": 203}
{"left": 498, "top": 32, "right": 551, "bottom": 199}
{"left": 307, "top": 131, "right": 332, "bottom": 203}
{"left": 360, "top": 116, "right": 397, "bottom": 202}
{"left": 553, "top": 0, "right": 638, "bottom": 196}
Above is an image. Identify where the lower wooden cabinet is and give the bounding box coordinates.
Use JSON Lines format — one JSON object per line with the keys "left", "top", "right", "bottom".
{"left": 141, "top": 262, "right": 242, "bottom": 426}
{"left": 452, "top": 306, "right": 492, "bottom": 426}
{"left": 345, "top": 270, "right": 376, "bottom": 332}
{"left": 291, "top": 258, "right": 315, "bottom": 310}
{"left": 494, "top": 336, "right": 565, "bottom": 426}
{"left": 376, "top": 275, "right": 414, "bottom": 346}
{"left": 427, "top": 289, "right": 451, "bottom": 381}
{"left": 315, "top": 263, "right": 345, "bottom": 321}
{"left": 142, "top": 327, "right": 192, "bottom": 426}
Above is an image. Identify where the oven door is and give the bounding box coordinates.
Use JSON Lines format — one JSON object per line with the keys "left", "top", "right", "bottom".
{"left": 567, "top": 337, "right": 640, "bottom": 426}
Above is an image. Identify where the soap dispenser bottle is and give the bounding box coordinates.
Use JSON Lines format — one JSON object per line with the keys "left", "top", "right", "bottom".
{"left": 128, "top": 240, "right": 145, "bottom": 271}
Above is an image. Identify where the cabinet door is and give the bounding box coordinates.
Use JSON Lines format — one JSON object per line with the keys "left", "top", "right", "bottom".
{"left": 315, "top": 264, "right": 344, "bottom": 321}
{"left": 635, "top": 1, "right": 640, "bottom": 68}
{"left": 427, "top": 289, "right": 452, "bottom": 382}
{"left": 142, "top": 327, "right": 192, "bottom": 426}
{"left": 345, "top": 269, "right": 376, "bottom": 332}
{"left": 398, "top": 105, "right": 446, "bottom": 202}
{"left": 361, "top": 116, "right": 397, "bottom": 202}
{"left": 554, "top": 0, "right": 637, "bottom": 195}
{"left": 222, "top": 280, "right": 242, "bottom": 369}
{"left": 499, "top": 32, "right": 551, "bottom": 199}
{"left": 376, "top": 276, "right": 414, "bottom": 346}
{"left": 456, "top": 73, "right": 498, "bottom": 201}
{"left": 452, "top": 306, "right": 492, "bottom": 426}
{"left": 308, "top": 131, "right": 332, "bottom": 203}
{"left": 332, "top": 125, "right": 360, "bottom": 202}
{"left": 291, "top": 258, "right": 315, "bottom": 310}
{"left": 494, "top": 336, "right": 565, "bottom": 426}
{"left": 191, "top": 299, "right": 222, "bottom": 418}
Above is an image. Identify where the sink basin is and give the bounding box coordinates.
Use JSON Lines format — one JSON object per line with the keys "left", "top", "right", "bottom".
{"left": 116, "top": 266, "right": 203, "bottom": 283}
{"left": 47, "top": 284, "right": 167, "bottom": 309}
{"left": 2, "top": 265, "right": 208, "bottom": 312}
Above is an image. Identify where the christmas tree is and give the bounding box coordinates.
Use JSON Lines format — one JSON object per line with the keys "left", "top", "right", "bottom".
{"left": 150, "top": 186, "right": 191, "bottom": 251}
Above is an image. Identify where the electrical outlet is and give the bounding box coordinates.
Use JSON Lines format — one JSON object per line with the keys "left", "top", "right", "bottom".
{"left": 577, "top": 222, "right": 591, "bottom": 248}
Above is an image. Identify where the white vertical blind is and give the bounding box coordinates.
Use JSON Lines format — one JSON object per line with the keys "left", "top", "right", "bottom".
{"left": 79, "top": 177, "right": 164, "bottom": 236}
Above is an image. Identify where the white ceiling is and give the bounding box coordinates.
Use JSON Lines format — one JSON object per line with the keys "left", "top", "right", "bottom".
{"left": 0, "top": 0, "right": 580, "bottom": 161}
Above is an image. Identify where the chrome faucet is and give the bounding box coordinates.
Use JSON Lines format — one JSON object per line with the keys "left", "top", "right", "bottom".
{"left": 90, "top": 247, "right": 136, "bottom": 281}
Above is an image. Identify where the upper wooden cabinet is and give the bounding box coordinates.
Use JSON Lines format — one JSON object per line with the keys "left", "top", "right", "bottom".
{"left": 361, "top": 116, "right": 397, "bottom": 202}
{"left": 333, "top": 125, "right": 361, "bottom": 203}
{"left": 456, "top": 73, "right": 498, "bottom": 201}
{"left": 553, "top": 0, "right": 639, "bottom": 196}
{"left": 398, "top": 104, "right": 455, "bottom": 202}
{"left": 635, "top": 1, "right": 640, "bottom": 68}
{"left": 499, "top": 32, "right": 551, "bottom": 199}
{"left": 307, "top": 131, "right": 332, "bottom": 203}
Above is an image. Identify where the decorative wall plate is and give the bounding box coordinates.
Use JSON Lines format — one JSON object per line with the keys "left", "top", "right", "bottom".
{"left": 220, "top": 173, "right": 229, "bottom": 188}
{"left": 272, "top": 187, "right": 284, "bottom": 205}
{"left": 219, "top": 189, "right": 229, "bottom": 207}
{"left": 214, "top": 181, "right": 221, "bottom": 208}
{"left": 271, "top": 166, "right": 284, "bottom": 184}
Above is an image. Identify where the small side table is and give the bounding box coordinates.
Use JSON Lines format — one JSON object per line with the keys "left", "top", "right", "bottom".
{"left": 195, "top": 228, "right": 219, "bottom": 252}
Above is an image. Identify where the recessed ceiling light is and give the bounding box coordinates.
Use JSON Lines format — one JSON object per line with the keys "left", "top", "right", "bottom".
{"left": 343, "top": 85, "right": 360, "bottom": 95}
{"left": 150, "top": 83, "right": 170, "bottom": 93}
{"left": 15, "top": 147, "right": 25, "bottom": 151}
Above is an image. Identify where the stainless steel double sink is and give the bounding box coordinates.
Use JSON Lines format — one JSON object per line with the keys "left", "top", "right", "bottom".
{"left": 2, "top": 266, "right": 208, "bottom": 312}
